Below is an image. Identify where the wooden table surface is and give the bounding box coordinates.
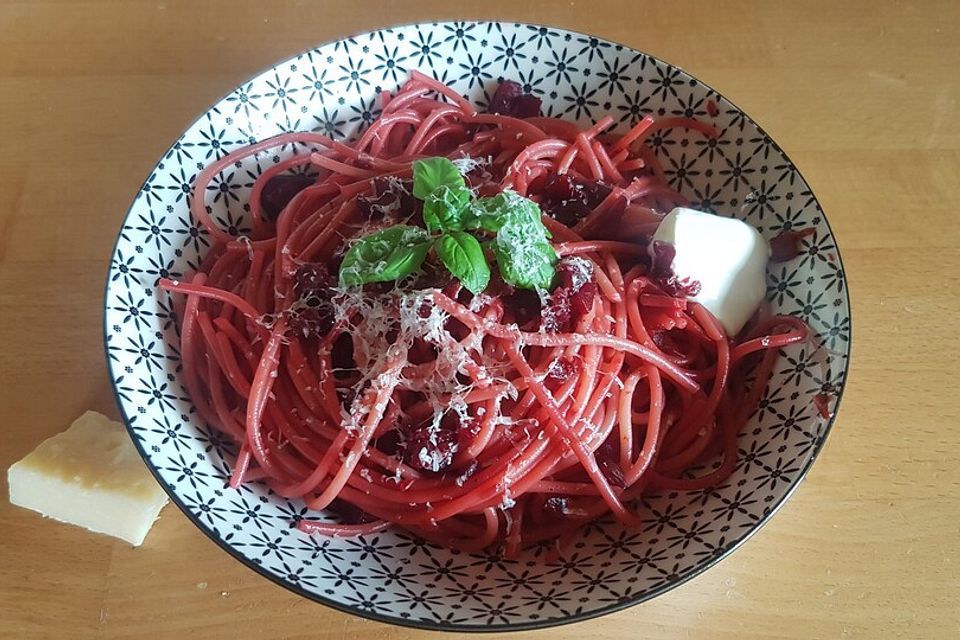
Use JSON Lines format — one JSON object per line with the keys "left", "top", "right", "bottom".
{"left": 1, "top": 1, "right": 958, "bottom": 638}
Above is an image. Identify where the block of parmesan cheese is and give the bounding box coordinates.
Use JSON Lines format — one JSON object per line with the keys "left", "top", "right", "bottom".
{"left": 8, "top": 411, "right": 168, "bottom": 546}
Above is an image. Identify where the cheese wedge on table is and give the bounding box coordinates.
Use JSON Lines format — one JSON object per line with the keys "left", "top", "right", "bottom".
{"left": 7, "top": 411, "right": 168, "bottom": 546}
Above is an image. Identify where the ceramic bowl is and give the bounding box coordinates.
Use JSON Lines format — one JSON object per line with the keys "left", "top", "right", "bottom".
{"left": 105, "top": 21, "right": 850, "bottom": 631}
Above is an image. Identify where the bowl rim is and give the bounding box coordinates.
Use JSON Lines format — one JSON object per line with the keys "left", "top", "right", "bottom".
{"left": 103, "top": 19, "right": 852, "bottom": 633}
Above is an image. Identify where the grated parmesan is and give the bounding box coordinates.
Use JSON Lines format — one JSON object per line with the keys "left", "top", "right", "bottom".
{"left": 330, "top": 285, "right": 517, "bottom": 436}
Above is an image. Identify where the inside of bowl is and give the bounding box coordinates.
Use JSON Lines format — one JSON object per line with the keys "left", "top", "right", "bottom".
{"left": 105, "top": 21, "right": 849, "bottom": 629}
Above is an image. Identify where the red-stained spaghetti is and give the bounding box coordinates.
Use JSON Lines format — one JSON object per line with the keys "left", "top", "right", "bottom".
{"left": 160, "top": 72, "right": 807, "bottom": 554}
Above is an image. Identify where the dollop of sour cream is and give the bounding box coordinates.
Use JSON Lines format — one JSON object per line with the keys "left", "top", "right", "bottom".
{"left": 650, "top": 207, "right": 769, "bottom": 336}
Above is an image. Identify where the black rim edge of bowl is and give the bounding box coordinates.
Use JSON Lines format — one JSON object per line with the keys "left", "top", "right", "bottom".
{"left": 102, "top": 19, "right": 853, "bottom": 633}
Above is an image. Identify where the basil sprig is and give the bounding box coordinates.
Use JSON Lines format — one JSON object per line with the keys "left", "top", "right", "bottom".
{"left": 339, "top": 225, "right": 432, "bottom": 286}
{"left": 339, "top": 157, "right": 557, "bottom": 293}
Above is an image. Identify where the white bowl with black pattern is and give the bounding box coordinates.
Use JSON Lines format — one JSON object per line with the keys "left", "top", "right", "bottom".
{"left": 105, "top": 21, "right": 850, "bottom": 631}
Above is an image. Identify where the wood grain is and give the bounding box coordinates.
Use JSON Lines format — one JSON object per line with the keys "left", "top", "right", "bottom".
{"left": 1, "top": 1, "right": 958, "bottom": 638}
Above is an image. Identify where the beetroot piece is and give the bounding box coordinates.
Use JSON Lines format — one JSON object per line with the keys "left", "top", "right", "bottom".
{"left": 540, "top": 172, "right": 613, "bottom": 227}
{"left": 294, "top": 262, "right": 335, "bottom": 294}
{"left": 402, "top": 421, "right": 460, "bottom": 474}
{"left": 813, "top": 393, "right": 833, "bottom": 419}
{"left": 542, "top": 258, "right": 597, "bottom": 333}
{"left": 489, "top": 80, "right": 522, "bottom": 113}
{"left": 556, "top": 258, "right": 593, "bottom": 290}
{"left": 445, "top": 316, "right": 471, "bottom": 342}
{"left": 651, "top": 330, "right": 685, "bottom": 359}
{"left": 398, "top": 413, "right": 482, "bottom": 474}
{"left": 407, "top": 338, "right": 439, "bottom": 365}
{"left": 541, "top": 287, "right": 572, "bottom": 334}
{"left": 543, "top": 495, "right": 590, "bottom": 518}
{"left": 594, "top": 437, "right": 626, "bottom": 488}
{"left": 548, "top": 202, "right": 590, "bottom": 229}
{"left": 288, "top": 262, "right": 336, "bottom": 337}
{"left": 649, "top": 241, "right": 702, "bottom": 298}
{"left": 410, "top": 259, "right": 455, "bottom": 291}
{"left": 503, "top": 288, "right": 542, "bottom": 329}
{"left": 374, "top": 429, "right": 403, "bottom": 456}
{"left": 543, "top": 495, "right": 570, "bottom": 515}
{"left": 571, "top": 281, "right": 599, "bottom": 318}
{"left": 769, "top": 227, "right": 816, "bottom": 263}
{"left": 512, "top": 94, "right": 542, "bottom": 118}
{"left": 557, "top": 258, "right": 598, "bottom": 319}
{"left": 328, "top": 498, "right": 378, "bottom": 525}
{"left": 488, "top": 80, "right": 542, "bottom": 118}
{"left": 330, "top": 333, "right": 356, "bottom": 375}
{"left": 357, "top": 177, "right": 416, "bottom": 219}
{"left": 260, "top": 174, "right": 315, "bottom": 221}
{"left": 543, "top": 173, "right": 592, "bottom": 227}
{"left": 544, "top": 357, "right": 578, "bottom": 390}
{"left": 543, "top": 172, "right": 580, "bottom": 201}
{"left": 543, "top": 172, "right": 611, "bottom": 207}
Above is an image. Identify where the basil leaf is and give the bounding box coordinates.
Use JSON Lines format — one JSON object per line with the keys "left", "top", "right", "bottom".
{"left": 412, "top": 157, "right": 465, "bottom": 200}
{"left": 465, "top": 194, "right": 507, "bottom": 232}
{"left": 422, "top": 184, "right": 472, "bottom": 233}
{"left": 493, "top": 235, "right": 557, "bottom": 290}
{"left": 491, "top": 194, "right": 558, "bottom": 290}
{"left": 435, "top": 231, "right": 490, "bottom": 294}
{"left": 467, "top": 190, "right": 558, "bottom": 290}
{"left": 469, "top": 191, "right": 552, "bottom": 237}
{"left": 339, "top": 225, "right": 432, "bottom": 286}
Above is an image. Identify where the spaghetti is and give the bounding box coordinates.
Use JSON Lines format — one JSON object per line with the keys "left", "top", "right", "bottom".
{"left": 160, "top": 72, "right": 807, "bottom": 554}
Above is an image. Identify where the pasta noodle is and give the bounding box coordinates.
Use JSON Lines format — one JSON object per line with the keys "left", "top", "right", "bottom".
{"left": 159, "top": 72, "right": 806, "bottom": 554}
